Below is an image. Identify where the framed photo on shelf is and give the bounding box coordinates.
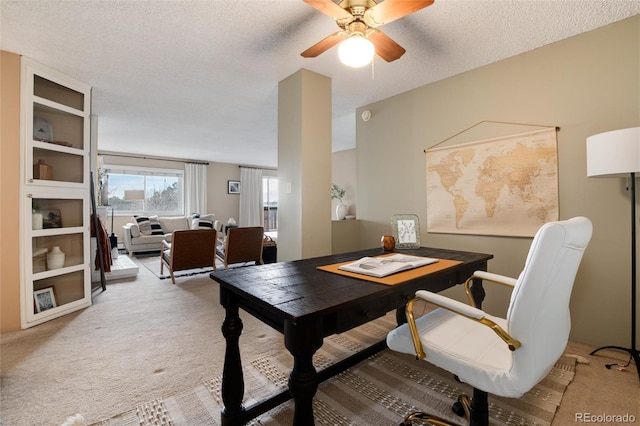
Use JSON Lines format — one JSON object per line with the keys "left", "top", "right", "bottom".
{"left": 34, "top": 286, "right": 57, "bottom": 313}
{"left": 391, "top": 214, "right": 421, "bottom": 249}
{"left": 33, "top": 117, "right": 53, "bottom": 142}
{"left": 228, "top": 180, "right": 240, "bottom": 194}
{"left": 39, "top": 209, "right": 62, "bottom": 229}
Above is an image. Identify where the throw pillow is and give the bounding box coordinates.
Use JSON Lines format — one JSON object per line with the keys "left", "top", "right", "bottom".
{"left": 149, "top": 215, "right": 164, "bottom": 235}
{"left": 134, "top": 215, "right": 151, "bottom": 235}
{"left": 130, "top": 223, "right": 140, "bottom": 238}
{"left": 192, "top": 213, "right": 215, "bottom": 229}
{"left": 135, "top": 215, "right": 164, "bottom": 235}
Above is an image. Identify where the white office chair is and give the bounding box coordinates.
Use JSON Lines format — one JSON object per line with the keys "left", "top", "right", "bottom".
{"left": 387, "top": 217, "right": 593, "bottom": 426}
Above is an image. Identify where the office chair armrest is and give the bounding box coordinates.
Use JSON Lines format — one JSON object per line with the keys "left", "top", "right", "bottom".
{"left": 463, "top": 270, "right": 517, "bottom": 307}
{"left": 469, "top": 270, "right": 517, "bottom": 287}
{"left": 406, "top": 290, "right": 521, "bottom": 360}
{"left": 415, "top": 290, "right": 484, "bottom": 319}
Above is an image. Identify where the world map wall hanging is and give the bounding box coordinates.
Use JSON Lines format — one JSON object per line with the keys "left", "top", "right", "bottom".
{"left": 425, "top": 127, "right": 559, "bottom": 237}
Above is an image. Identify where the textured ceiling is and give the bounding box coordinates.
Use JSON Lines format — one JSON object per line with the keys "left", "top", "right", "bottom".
{"left": 2, "top": 0, "right": 639, "bottom": 168}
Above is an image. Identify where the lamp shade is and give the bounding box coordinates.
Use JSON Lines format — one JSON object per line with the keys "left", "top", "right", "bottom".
{"left": 338, "top": 36, "right": 375, "bottom": 68}
{"left": 586, "top": 127, "right": 640, "bottom": 177}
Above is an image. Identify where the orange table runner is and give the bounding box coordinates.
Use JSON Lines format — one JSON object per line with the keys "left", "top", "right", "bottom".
{"left": 317, "top": 254, "right": 463, "bottom": 286}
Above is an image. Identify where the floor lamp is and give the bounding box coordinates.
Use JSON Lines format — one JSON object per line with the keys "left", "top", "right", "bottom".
{"left": 586, "top": 127, "right": 640, "bottom": 381}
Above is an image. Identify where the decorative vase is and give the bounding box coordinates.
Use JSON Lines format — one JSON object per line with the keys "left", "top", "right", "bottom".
{"left": 47, "top": 246, "right": 65, "bottom": 270}
{"left": 100, "top": 185, "right": 108, "bottom": 206}
{"left": 381, "top": 235, "right": 396, "bottom": 252}
{"left": 32, "top": 212, "right": 43, "bottom": 230}
{"left": 335, "top": 202, "right": 347, "bottom": 220}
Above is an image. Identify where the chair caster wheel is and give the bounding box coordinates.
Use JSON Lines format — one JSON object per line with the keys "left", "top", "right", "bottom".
{"left": 452, "top": 401, "right": 465, "bottom": 417}
{"left": 452, "top": 394, "right": 471, "bottom": 420}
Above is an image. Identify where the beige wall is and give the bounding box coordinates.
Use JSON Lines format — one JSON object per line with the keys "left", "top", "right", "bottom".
{"left": 1, "top": 51, "right": 23, "bottom": 332}
{"left": 331, "top": 219, "right": 360, "bottom": 254}
{"left": 355, "top": 17, "right": 640, "bottom": 348}
{"left": 207, "top": 162, "right": 240, "bottom": 225}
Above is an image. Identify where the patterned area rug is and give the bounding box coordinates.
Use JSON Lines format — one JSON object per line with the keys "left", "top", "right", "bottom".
{"left": 138, "top": 257, "right": 215, "bottom": 280}
{"left": 93, "top": 314, "right": 575, "bottom": 426}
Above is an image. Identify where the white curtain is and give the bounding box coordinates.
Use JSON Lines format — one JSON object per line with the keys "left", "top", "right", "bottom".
{"left": 239, "top": 167, "right": 263, "bottom": 227}
{"left": 185, "top": 163, "right": 207, "bottom": 215}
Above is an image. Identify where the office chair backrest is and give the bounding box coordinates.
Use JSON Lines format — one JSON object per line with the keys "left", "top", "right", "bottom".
{"left": 507, "top": 216, "right": 592, "bottom": 392}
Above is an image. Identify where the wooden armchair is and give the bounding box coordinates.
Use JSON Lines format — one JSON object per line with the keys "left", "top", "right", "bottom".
{"left": 216, "top": 226, "right": 264, "bottom": 270}
{"left": 160, "top": 229, "right": 217, "bottom": 284}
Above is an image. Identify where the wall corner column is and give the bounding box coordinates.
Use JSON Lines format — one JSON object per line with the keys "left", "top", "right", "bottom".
{"left": 277, "top": 69, "right": 332, "bottom": 261}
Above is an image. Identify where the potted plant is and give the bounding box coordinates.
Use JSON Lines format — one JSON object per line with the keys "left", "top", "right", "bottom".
{"left": 331, "top": 183, "right": 347, "bottom": 220}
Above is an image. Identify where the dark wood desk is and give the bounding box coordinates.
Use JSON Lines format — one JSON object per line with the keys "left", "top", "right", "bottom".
{"left": 211, "top": 247, "right": 492, "bottom": 425}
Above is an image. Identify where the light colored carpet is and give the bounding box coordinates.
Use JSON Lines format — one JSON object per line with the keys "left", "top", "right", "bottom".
{"left": 94, "top": 317, "right": 576, "bottom": 426}
{"left": 0, "top": 262, "right": 283, "bottom": 426}
{"left": 138, "top": 256, "right": 216, "bottom": 280}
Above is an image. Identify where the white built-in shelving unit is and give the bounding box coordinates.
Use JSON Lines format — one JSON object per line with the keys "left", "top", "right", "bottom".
{"left": 20, "top": 58, "right": 92, "bottom": 328}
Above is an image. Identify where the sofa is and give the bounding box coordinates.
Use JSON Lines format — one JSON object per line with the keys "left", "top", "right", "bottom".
{"left": 122, "top": 214, "right": 214, "bottom": 256}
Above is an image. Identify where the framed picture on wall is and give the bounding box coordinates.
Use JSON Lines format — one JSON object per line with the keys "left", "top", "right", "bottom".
{"left": 228, "top": 180, "right": 240, "bottom": 194}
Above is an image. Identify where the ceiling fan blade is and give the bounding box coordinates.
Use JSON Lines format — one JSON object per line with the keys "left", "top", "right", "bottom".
{"left": 301, "top": 31, "right": 345, "bottom": 58}
{"left": 303, "top": 0, "right": 352, "bottom": 21}
{"left": 369, "top": 31, "right": 406, "bottom": 62}
{"left": 367, "top": 0, "right": 434, "bottom": 26}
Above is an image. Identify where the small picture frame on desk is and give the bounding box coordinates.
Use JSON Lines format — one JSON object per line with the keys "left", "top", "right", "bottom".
{"left": 228, "top": 180, "right": 240, "bottom": 194}
{"left": 391, "top": 214, "right": 421, "bottom": 249}
{"left": 34, "top": 286, "right": 57, "bottom": 313}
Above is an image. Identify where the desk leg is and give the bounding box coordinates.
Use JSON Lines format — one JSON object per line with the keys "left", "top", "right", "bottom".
{"left": 396, "top": 307, "right": 407, "bottom": 325}
{"left": 220, "top": 296, "right": 245, "bottom": 425}
{"left": 284, "top": 319, "right": 323, "bottom": 426}
{"left": 469, "top": 276, "right": 486, "bottom": 309}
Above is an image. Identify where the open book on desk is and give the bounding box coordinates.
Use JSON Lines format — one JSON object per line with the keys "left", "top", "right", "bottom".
{"left": 338, "top": 254, "right": 439, "bottom": 278}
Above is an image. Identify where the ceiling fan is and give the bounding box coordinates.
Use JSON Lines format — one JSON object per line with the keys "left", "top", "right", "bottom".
{"left": 301, "top": 0, "right": 434, "bottom": 67}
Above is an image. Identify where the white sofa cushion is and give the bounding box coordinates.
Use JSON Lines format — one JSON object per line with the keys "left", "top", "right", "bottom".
{"left": 159, "top": 216, "right": 190, "bottom": 233}
{"left": 129, "top": 223, "right": 141, "bottom": 237}
{"left": 191, "top": 213, "right": 215, "bottom": 229}
{"left": 131, "top": 234, "right": 167, "bottom": 246}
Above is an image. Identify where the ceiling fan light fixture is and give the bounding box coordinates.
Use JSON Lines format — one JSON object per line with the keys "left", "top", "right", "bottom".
{"left": 338, "top": 35, "right": 375, "bottom": 68}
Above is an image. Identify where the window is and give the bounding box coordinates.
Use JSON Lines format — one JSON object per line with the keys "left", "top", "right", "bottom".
{"left": 263, "top": 177, "right": 278, "bottom": 231}
{"left": 103, "top": 165, "right": 184, "bottom": 215}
